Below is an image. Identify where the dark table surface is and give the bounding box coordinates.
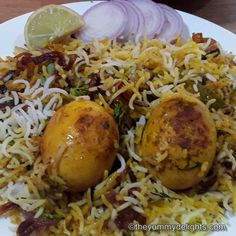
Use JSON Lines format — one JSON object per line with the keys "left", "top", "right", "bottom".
{"left": 0, "top": 0, "right": 236, "bottom": 34}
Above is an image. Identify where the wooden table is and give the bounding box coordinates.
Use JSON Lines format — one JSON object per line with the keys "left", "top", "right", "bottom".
{"left": 0, "top": 0, "right": 236, "bottom": 34}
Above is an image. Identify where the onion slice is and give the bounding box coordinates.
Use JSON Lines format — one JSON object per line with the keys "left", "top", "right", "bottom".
{"left": 78, "top": 2, "right": 128, "bottom": 42}
{"left": 129, "top": 0, "right": 165, "bottom": 39}
{"left": 157, "top": 4, "right": 184, "bottom": 41}
{"left": 112, "top": 0, "right": 145, "bottom": 41}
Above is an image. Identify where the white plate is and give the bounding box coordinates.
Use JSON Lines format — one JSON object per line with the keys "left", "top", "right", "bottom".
{"left": 0, "top": 1, "right": 235, "bottom": 235}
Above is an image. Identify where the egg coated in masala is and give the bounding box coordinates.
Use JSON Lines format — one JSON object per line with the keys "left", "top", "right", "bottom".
{"left": 41, "top": 100, "right": 119, "bottom": 192}
{"left": 139, "top": 93, "right": 217, "bottom": 190}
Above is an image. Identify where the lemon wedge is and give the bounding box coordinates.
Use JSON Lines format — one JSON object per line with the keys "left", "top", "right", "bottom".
{"left": 24, "top": 4, "right": 84, "bottom": 49}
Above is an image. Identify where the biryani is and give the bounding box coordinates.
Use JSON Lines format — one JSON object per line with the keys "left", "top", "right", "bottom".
{"left": 0, "top": 33, "right": 236, "bottom": 236}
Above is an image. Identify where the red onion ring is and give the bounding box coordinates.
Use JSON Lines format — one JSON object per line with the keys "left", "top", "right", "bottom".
{"left": 129, "top": 0, "right": 165, "bottom": 39}
{"left": 74, "top": 0, "right": 188, "bottom": 43}
{"left": 157, "top": 4, "right": 184, "bottom": 41}
{"left": 112, "top": 0, "right": 145, "bottom": 41}
{"left": 79, "top": 2, "right": 128, "bottom": 42}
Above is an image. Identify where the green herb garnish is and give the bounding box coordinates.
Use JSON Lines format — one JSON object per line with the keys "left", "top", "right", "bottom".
{"left": 46, "top": 63, "right": 55, "bottom": 75}
{"left": 69, "top": 85, "right": 88, "bottom": 96}
{"left": 197, "top": 83, "right": 225, "bottom": 109}
{"left": 114, "top": 102, "right": 125, "bottom": 124}
{"left": 40, "top": 212, "right": 63, "bottom": 220}
{"left": 9, "top": 140, "right": 15, "bottom": 146}
{"left": 40, "top": 76, "right": 46, "bottom": 86}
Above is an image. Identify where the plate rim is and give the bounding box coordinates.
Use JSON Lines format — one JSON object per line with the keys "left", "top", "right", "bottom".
{"left": 0, "top": 1, "right": 235, "bottom": 236}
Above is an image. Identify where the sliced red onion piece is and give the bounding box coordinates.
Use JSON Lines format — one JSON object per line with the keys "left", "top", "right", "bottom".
{"left": 78, "top": 2, "right": 128, "bottom": 42}
{"left": 17, "top": 218, "right": 56, "bottom": 236}
{"left": 0, "top": 202, "right": 19, "bottom": 215}
{"left": 157, "top": 4, "right": 184, "bottom": 41}
{"left": 129, "top": 0, "right": 165, "bottom": 39}
{"left": 112, "top": 0, "right": 145, "bottom": 41}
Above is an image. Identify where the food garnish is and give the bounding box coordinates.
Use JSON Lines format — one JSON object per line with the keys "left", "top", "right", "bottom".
{"left": 114, "top": 102, "right": 125, "bottom": 124}
{"left": 24, "top": 4, "right": 84, "bottom": 50}
{"left": 69, "top": 85, "right": 88, "bottom": 97}
{"left": 158, "top": 3, "right": 185, "bottom": 40}
{"left": 74, "top": 0, "right": 187, "bottom": 42}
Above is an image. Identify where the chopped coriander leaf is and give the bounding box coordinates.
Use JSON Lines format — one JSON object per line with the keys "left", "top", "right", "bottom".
{"left": 40, "top": 76, "right": 46, "bottom": 86}
{"left": 9, "top": 140, "right": 15, "bottom": 146}
{"left": 69, "top": 86, "right": 88, "bottom": 96}
{"left": 114, "top": 102, "right": 125, "bottom": 124}
{"left": 197, "top": 83, "right": 225, "bottom": 109}
{"left": 46, "top": 63, "right": 55, "bottom": 74}
{"left": 40, "top": 212, "right": 63, "bottom": 220}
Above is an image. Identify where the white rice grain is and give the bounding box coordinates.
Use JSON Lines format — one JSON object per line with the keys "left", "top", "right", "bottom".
{"left": 206, "top": 98, "right": 216, "bottom": 108}
{"left": 127, "top": 145, "right": 142, "bottom": 162}
{"left": 3, "top": 72, "right": 13, "bottom": 82}
{"left": 1, "top": 136, "right": 14, "bottom": 157}
{"left": 29, "top": 79, "right": 41, "bottom": 94}
{"left": 34, "top": 206, "right": 44, "bottom": 218}
{"left": 40, "top": 88, "right": 68, "bottom": 100}
{"left": 116, "top": 202, "right": 131, "bottom": 212}
{"left": 193, "top": 83, "right": 199, "bottom": 93}
{"left": 75, "top": 95, "right": 91, "bottom": 101}
{"left": 111, "top": 208, "right": 118, "bottom": 221}
{"left": 223, "top": 195, "right": 233, "bottom": 212}
{"left": 11, "top": 91, "right": 19, "bottom": 106}
{"left": 116, "top": 153, "right": 126, "bottom": 173}
{"left": 206, "top": 73, "right": 217, "bottom": 82}
{"left": 132, "top": 205, "right": 144, "bottom": 214}
{"left": 120, "top": 183, "right": 142, "bottom": 195}
{"left": 136, "top": 115, "right": 146, "bottom": 127}
{"left": 13, "top": 79, "right": 31, "bottom": 95}
{"left": 124, "top": 196, "right": 139, "bottom": 205}
{"left": 25, "top": 139, "right": 38, "bottom": 152}
{"left": 0, "top": 106, "right": 11, "bottom": 120}
{"left": 134, "top": 165, "right": 148, "bottom": 173}
{"left": 201, "top": 38, "right": 212, "bottom": 50}
{"left": 31, "top": 87, "right": 44, "bottom": 99}
{"left": 184, "top": 54, "right": 195, "bottom": 66}
{"left": 133, "top": 191, "right": 148, "bottom": 208}
{"left": 0, "top": 96, "right": 13, "bottom": 104}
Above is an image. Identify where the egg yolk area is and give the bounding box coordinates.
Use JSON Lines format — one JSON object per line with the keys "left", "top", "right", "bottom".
{"left": 139, "top": 93, "right": 217, "bottom": 190}
{"left": 41, "top": 100, "right": 119, "bottom": 192}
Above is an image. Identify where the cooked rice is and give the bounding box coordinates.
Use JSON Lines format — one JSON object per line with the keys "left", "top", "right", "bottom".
{"left": 0, "top": 35, "right": 236, "bottom": 235}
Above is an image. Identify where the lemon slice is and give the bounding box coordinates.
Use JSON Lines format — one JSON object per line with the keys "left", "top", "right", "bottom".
{"left": 24, "top": 4, "right": 84, "bottom": 49}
